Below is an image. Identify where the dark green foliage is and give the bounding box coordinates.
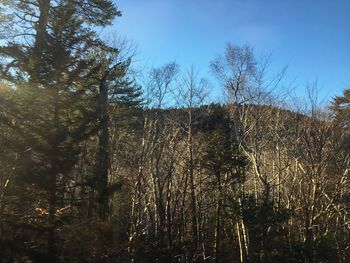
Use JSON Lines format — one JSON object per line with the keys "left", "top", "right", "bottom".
{"left": 332, "top": 89, "right": 350, "bottom": 129}
{"left": 240, "top": 195, "right": 292, "bottom": 262}
{"left": 0, "top": 0, "right": 126, "bottom": 261}
{"left": 201, "top": 103, "right": 247, "bottom": 179}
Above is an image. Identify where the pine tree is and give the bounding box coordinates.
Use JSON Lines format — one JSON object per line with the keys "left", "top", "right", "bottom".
{"left": 332, "top": 89, "right": 350, "bottom": 129}
{"left": 0, "top": 0, "right": 122, "bottom": 261}
{"left": 201, "top": 104, "right": 247, "bottom": 262}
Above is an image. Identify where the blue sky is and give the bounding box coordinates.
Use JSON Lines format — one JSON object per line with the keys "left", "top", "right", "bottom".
{"left": 111, "top": 0, "right": 350, "bottom": 103}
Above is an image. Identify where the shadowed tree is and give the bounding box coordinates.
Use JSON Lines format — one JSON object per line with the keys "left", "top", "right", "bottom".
{"left": 0, "top": 0, "right": 122, "bottom": 261}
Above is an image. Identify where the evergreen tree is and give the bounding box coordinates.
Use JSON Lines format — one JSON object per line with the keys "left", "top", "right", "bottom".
{"left": 201, "top": 104, "right": 247, "bottom": 262}
{"left": 0, "top": 0, "right": 123, "bottom": 261}
{"left": 332, "top": 89, "right": 350, "bottom": 129}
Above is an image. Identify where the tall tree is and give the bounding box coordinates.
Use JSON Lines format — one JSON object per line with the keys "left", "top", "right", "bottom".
{"left": 201, "top": 104, "right": 247, "bottom": 263}
{"left": 0, "top": 0, "right": 121, "bottom": 261}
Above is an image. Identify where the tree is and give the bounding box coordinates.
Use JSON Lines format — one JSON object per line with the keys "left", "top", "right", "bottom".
{"left": 201, "top": 104, "right": 247, "bottom": 263}
{"left": 176, "top": 66, "right": 209, "bottom": 260}
{"left": 332, "top": 88, "right": 350, "bottom": 129}
{"left": 0, "top": 0, "right": 122, "bottom": 261}
{"left": 94, "top": 50, "right": 142, "bottom": 221}
{"left": 146, "top": 62, "right": 179, "bottom": 108}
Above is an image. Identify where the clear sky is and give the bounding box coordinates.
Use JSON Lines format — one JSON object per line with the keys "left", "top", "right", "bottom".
{"left": 111, "top": 0, "right": 350, "bottom": 103}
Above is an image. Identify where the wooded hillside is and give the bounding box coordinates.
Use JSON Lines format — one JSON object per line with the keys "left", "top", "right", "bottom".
{"left": 0, "top": 1, "right": 350, "bottom": 262}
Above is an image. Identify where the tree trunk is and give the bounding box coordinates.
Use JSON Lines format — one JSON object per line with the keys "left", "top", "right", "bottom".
{"left": 31, "top": 0, "right": 50, "bottom": 83}
{"left": 214, "top": 172, "right": 222, "bottom": 263}
{"left": 48, "top": 161, "right": 58, "bottom": 262}
{"left": 96, "top": 75, "right": 110, "bottom": 220}
{"left": 48, "top": 95, "right": 59, "bottom": 262}
{"left": 188, "top": 107, "right": 199, "bottom": 259}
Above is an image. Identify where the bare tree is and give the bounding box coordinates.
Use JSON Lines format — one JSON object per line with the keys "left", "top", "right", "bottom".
{"left": 176, "top": 66, "right": 209, "bottom": 260}
{"left": 146, "top": 62, "right": 180, "bottom": 109}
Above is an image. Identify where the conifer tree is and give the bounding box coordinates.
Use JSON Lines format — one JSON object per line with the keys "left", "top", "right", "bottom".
{"left": 0, "top": 0, "right": 123, "bottom": 260}
{"left": 332, "top": 89, "right": 350, "bottom": 129}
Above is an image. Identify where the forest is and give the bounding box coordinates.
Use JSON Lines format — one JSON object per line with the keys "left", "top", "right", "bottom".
{"left": 0, "top": 1, "right": 350, "bottom": 262}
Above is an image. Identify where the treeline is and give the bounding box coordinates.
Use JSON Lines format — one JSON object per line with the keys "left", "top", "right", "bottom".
{"left": 1, "top": 1, "right": 350, "bottom": 263}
